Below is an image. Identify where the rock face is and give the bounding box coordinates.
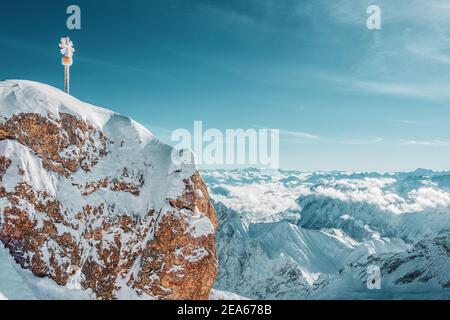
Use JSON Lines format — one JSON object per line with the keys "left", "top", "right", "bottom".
{"left": 0, "top": 80, "right": 217, "bottom": 300}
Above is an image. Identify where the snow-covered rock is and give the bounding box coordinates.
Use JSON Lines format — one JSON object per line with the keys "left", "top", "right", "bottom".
{"left": 0, "top": 80, "right": 218, "bottom": 300}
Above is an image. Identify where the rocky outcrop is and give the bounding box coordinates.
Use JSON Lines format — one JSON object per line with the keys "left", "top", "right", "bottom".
{"left": 0, "top": 80, "right": 217, "bottom": 300}
{"left": 0, "top": 113, "right": 109, "bottom": 177}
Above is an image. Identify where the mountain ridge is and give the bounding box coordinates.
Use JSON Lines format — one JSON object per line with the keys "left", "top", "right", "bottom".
{"left": 206, "top": 168, "right": 450, "bottom": 299}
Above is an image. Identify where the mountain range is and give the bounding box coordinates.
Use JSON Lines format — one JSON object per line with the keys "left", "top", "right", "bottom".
{"left": 205, "top": 168, "right": 450, "bottom": 299}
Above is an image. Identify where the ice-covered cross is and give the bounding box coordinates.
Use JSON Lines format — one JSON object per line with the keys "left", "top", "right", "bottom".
{"left": 59, "top": 37, "right": 75, "bottom": 58}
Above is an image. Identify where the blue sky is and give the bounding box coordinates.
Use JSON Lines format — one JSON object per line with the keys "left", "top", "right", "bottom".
{"left": 1, "top": 0, "right": 450, "bottom": 172}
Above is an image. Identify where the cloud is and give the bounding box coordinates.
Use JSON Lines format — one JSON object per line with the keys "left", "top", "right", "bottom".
{"left": 407, "top": 46, "right": 450, "bottom": 66}
{"left": 312, "top": 177, "right": 450, "bottom": 213}
{"left": 310, "top": 0, "right": 450, "bottom": 101}
{"left": 351, "top": 81, "right": 434, "bottom": 99}
{"left": 77, "top": 56, "right": 175, "bottom": 80}
{"left": 195, "top": 2, "right": 257, "bottom": 27}
{"left": 320, "top": 0, "right": 450, "bottom": 27}
{"left": 206, "top": 169, "right": 450, "bottom": 219}
{"left": 406, "top": 140, "right": 450, "bottom": 147}
{"left": 408, "top": 187, "right": 450, "bottom": 210}
{"left": 0, "top": 36, "right": 52, "bottom": 57}
{"left": 279, "top": 128, "right": 385, "bottom": 146}
{"left": 204, "top": 170, "right": 450, "bottom": 224}
{"left": 386, "top": 119, "right": 420, "bottom": 125}
{"left": 280, "top": 130, "right": 321, "bottom": 141}
{"left": 194, "top": 0, "right": 317, "bottom": 31}
{"left": 313, "top": 177, "right": 404, "bottom": 211}
{"left": 338, "top": 137, "right": 384, "bottom": 145}
{"left": 328, "top": 75, "right": 450, "bottom": 101}
{"left": 317, "top": 70, "right": 450, "bottom": 101}
{"left": 209, "top": 182, "right": 305, "bottom": 217}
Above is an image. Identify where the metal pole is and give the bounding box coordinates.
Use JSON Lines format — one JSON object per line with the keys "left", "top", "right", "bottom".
{"left": 60, "top": 37, "right": 74, "bottom": 95}
{"left": 65, "top": 65, "right": 70, "bottom": 94}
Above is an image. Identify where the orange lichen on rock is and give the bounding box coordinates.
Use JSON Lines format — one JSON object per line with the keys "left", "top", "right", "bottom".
{"left": 0, "top": 156, "right": 12, "bottom": 181}
{"left": 0, "top": 175, "right": 217, "bottom": 299}
{"left": 0, "top": 113, "right": 109, "bottom": 176}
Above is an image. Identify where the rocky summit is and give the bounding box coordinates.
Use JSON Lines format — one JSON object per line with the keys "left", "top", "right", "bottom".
{"left": 0, "top": 80, "right": 217, "bottom": 300}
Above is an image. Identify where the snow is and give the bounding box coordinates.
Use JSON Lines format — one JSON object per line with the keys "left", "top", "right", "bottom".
{"left": 182, "top": 208, "right": 215, "bottom": 238}
{"left": 185, "top": 247, "right": 209, "bottom": 263}
{"left": 0, "top": 140, "right": 57, "bottom": 195}
{"left": 0, "top": 80, "right": 113, "bottom": 130}
{"left": 209, "top": 289, "right": 249, "bottom": 300}
{"left": 66, "top": 268, "right": 83, "bottom": 290}
{"left": 209, "top": 168, "right": 450, "bottom": 300}
{"left": 0, "top": 236, "right": 36, "bottom": 300}
{"left": 0, "top": 244, "right": 91, "bottom": 300}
